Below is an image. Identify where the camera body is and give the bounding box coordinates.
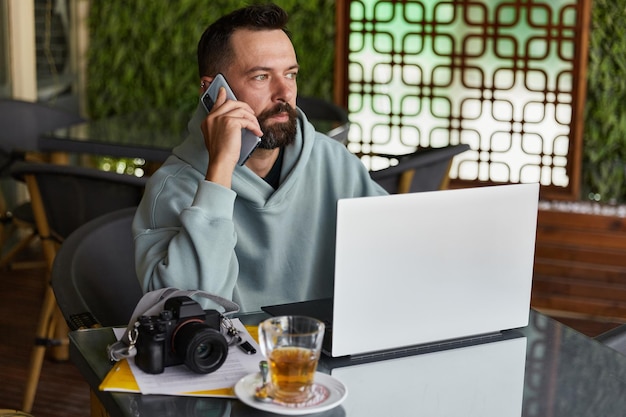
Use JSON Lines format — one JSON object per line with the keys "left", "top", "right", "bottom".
{"left": 135, "top": 296, "right": 229, "bottom": 374}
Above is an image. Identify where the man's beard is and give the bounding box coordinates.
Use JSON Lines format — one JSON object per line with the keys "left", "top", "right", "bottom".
{"left": 256, "top": 102, "right": 298, "bottom": 149}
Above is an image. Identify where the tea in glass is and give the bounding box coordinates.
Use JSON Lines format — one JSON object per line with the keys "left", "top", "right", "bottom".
{"left": 259, "top": 316, "right": 325, "bottom": 403}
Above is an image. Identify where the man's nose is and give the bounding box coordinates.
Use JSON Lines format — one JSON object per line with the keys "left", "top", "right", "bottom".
{"left": 272, "top": 77, "right": 295, "bottom": 103}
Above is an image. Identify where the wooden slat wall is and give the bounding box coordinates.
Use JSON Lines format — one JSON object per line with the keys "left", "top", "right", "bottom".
{"left": 532, "top": 206, "right": 626, "bottom": 322}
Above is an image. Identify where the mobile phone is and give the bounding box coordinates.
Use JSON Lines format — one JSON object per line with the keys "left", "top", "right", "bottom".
{"left": 200, "top": 73, "right": 261, "bottom": 165}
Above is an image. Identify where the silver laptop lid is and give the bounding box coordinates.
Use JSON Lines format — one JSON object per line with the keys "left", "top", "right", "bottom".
{"left": 331, "top": 183, "right": 539, "bottom": 357}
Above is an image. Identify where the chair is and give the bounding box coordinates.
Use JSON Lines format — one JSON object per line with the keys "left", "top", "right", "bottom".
{"left": 51, "top": 207, "right": 143, "bottom": 330}
{"left": 296, "top": 96, "right": 350, "bottom": 144}
{"left": 0, "top": 194, "right": 39, "bottom": 269}
{"left": 369, "top": 144, "right": 471, "bottom": 193}
{"left": 595, "top": 324, "right": 626, "bottom": 355}
{"left": 0, "top": 99, "right": 84, "bottom": 269}
{"left": 10, "top": 160, "right": 146, "bottom": 412}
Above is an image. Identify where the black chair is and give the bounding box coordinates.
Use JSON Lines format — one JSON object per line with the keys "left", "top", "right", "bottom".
{"left": 0, "top": 196, "right": 39, "bottom": 269}
{"left": 51, "top": 207, "right": 143, "bottom": 330}
{"left": 296, "top": 96, "right": 350, "bottom": 144}
{"left": 0, "top": 99, "right": 84, "bottom": 269}
{"left": 595, "top": 324, "right": 626, "bottom": 355}
{"left": 370, "top": 144, "right": 471, "bottom": 193}
{"left": 9, "top": 160, "right": 146, "bottom": 412}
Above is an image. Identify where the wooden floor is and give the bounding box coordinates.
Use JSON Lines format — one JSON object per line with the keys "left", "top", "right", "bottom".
{"left": 0, "top": 242, "right": 621, "bottom": 417}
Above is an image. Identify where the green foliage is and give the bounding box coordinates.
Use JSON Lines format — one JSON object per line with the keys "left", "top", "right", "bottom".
{"left": 583, "top": 0, "right": 626, "bottom": 203}
{"left": 86, "top": 1, "right": 336, "bottom": 120}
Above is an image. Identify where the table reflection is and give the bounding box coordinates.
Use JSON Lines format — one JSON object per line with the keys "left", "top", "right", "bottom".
{"left": 522, "top": 313, "right": 626, "bottom": 417}
{"left": 127, "top": 393, "right": 347, "bottom": 417}
{"left": 326, "top": 336, "right": 526, "bottom": 417}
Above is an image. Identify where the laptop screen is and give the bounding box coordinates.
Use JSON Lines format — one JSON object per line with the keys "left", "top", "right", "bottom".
{"left": 263, "top": 183, "right": 539, "bottom": 358}
{"left": 330, "top": 183, "right": 538, "bottom": 357}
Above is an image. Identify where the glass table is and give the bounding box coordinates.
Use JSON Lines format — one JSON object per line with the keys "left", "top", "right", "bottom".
{"left": 38, "top": 109, "right": 349, "bottom": 164}
{"left": 38, "top": 109, "right": 190, "bottom": 163}
{"left": 68, "top": 310, "right": 626, "bottom": 417}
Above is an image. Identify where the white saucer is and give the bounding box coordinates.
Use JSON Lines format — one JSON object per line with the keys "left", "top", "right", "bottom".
{"left": 234, "top": 371, "right": 348, "bottom": 415}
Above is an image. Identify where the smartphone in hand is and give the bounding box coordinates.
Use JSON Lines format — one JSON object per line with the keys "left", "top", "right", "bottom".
{"left": 200, "top": 74, "right": 261, "bottom": 165}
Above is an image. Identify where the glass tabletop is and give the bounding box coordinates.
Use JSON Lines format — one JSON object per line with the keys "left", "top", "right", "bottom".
{"left": 68, "top": 310, "right": 626, "bottom": 417}
{"left": 39, "top": 109, "right": 348, "bottom": 163}
{"left": 39, "top": 109, "right": 190, "bottom": 162}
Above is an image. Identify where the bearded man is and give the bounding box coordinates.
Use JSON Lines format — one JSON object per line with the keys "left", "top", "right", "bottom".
{"left": 133, "top": 4, "right": 386, "bottom": 312}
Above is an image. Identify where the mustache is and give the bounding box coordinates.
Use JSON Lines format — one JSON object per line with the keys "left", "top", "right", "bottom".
{"left": 257, "top": 102, "right": 297, "bottom": 120}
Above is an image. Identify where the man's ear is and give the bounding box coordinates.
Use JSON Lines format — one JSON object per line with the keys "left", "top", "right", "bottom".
{"left": 199, "top": 76, "right": 215, "bottom": 94}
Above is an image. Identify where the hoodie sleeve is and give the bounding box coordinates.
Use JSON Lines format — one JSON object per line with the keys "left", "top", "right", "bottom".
{"left": 132, "top": 164, "right": 239, "bottom": 305}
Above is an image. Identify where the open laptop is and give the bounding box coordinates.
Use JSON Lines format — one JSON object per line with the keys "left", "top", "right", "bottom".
{"left": 263, "top": 183, "right": 539, "bottom": 358}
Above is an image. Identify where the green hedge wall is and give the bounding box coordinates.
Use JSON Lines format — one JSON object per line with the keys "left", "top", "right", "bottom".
{"left": 582, "top": 0, "right": 626, "bottom": 203}
{"left": 86, "top": 0, "right": 336, "bottom": 119}
{"left": 87, "top": 1, "right": 626, "bottom": 203}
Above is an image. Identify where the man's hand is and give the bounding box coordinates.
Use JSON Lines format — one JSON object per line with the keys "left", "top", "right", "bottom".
{"left": 200, "top": 87, "right": 263, "bottom": 187}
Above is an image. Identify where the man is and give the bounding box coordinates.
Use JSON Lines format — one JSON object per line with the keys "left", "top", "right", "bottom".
{"left": 133, "top": 3, "right": 387, "bottom": 312}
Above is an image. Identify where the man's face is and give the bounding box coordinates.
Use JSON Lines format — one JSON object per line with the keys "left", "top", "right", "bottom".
{"left": 223, "top": 29, "right": 299, "bottom": 149}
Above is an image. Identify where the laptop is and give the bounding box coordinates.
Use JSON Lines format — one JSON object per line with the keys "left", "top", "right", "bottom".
{"left": 263, "top": 183, "right": 539, "bottom": 358}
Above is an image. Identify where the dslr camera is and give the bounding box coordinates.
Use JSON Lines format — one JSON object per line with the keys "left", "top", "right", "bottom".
{"left": 134, "top": 296, "right": 229, "bottom": 374}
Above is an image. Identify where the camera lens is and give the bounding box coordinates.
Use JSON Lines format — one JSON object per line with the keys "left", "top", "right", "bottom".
{"left": 173, "top": 321, "right": 228, "bottom": 374}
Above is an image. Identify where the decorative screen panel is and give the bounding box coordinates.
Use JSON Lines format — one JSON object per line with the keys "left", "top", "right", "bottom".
{"left": 342, "top": 0, "right": 588, "bottom": 194}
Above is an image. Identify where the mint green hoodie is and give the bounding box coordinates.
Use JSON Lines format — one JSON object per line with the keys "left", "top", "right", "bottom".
{"left": 133, "top": 103, "right": 387, "bottom": 312}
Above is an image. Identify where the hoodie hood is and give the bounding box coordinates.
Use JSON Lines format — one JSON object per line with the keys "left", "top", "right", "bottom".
{"left": 172, "top": 101, "right": 317, "bottom": 208}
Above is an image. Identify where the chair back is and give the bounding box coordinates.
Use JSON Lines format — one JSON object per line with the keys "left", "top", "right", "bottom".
{"left": 296, "top": 96, "right": 350, "bottom": 143}
{"left": 370, "top": 144, "right": 470, "bottom": 193}
{"left": 51, "top": 207, "right": 143, "bottom": 329}
{"left": 1, "top": 100, "right": 84, "bottom": 261}
{"left": 9, "top": 161, "right": 147, "bottom": 270}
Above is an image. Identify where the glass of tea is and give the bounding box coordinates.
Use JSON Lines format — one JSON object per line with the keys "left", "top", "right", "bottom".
{"left": 258, "top": 315, "right": 325, "bottom": 404}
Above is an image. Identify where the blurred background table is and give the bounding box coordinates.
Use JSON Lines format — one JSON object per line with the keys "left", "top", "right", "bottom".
{"left": 38, "top": 109, "right": 189, "bottom": 164}
{"left": 39, "top": 98, "right": 352, "bottom": 165}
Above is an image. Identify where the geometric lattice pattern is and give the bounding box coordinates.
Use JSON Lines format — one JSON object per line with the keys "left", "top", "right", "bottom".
{"left": 346, "top": 0, "right": 583, "bottom": 189}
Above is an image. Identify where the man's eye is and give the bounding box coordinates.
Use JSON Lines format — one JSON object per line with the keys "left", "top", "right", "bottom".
{"left": 286, "top": 72, "right": 298, "bottom": 80}
{"left": 254, "top": 74, "right": 268, "bottom": 81}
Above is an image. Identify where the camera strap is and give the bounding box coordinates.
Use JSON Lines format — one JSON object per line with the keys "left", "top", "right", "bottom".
{"left": 107, "top": 287, "right": 240, "bottom": 362}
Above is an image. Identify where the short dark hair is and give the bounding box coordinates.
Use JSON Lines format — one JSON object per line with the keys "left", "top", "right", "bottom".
{"left": 197, "top": 4, "right": 291, "bottom": 78}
